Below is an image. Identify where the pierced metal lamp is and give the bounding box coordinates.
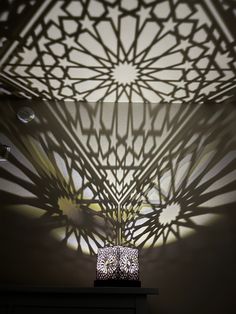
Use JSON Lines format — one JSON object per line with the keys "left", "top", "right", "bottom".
{"left": 94, "top": 246, "right": 140, "bottom": 287}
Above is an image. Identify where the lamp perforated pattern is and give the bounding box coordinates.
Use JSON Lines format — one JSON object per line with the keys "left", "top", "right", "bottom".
{"left": 96, "top": 246, "right": 139, "bottom": 280}
{"left": 119, "top": 246, "right": 139, "bottom": 280}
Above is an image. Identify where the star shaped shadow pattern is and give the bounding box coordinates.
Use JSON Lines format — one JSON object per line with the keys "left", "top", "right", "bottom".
{"left": 1, "top": 100, "right": 236, "bottom": 254}
{"left": 122, "top": 105, "right": 236, "bottom": 248}
{"left": 0, "top": 0, "right": 236, "bottom": 103}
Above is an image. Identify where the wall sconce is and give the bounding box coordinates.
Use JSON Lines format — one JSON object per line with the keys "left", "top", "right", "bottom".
{"left": 0, "top": 143, "right": 10, "bottom": 161}
{"left": 94, "top": 246, "right": 140, "bottom": 287}
{"left": 17, "top": 106, "right": 35, "bottom": 123}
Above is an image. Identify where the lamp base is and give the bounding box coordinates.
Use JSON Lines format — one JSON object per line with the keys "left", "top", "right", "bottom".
{"left": 94, "top": 280, "right": 141, "bottom": 287}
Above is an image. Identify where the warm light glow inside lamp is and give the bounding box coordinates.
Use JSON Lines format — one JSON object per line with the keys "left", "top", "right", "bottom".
{"left": 94, "top": 246, "right": 140, "bottom": 287}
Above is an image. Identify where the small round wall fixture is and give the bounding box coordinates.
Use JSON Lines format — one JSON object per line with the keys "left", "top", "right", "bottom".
{"left": 17, "top": 106, "right": 35, "bottom": 123}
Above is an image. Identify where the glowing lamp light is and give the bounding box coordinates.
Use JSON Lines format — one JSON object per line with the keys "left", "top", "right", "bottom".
{"left": 94, "top": 246, "right": 140, "bottom": 287}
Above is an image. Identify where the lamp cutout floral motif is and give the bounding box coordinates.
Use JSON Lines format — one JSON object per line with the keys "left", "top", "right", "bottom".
{"left": 95, "top": 246, "right": 140, "bottom": 287}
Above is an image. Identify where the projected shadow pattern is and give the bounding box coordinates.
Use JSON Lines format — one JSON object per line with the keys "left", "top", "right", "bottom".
{"left": 0, "top": 0, "right": 236, "bottom": 103}
{"left": 1, "top": 101, "right": 236, "bottom": 253}
{"left": 122, "top": 107, "right": 236, "bottom": 247}
{"left": 0, "top": 103, "right": 117, "bottom": 254}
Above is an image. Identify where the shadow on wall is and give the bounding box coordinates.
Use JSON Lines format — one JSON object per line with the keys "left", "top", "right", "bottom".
{"left": 141, "top": 206, "right": 236, "bottom": 314}
{"left": 0, "top": 98, "right": 236, "bottom": 313}
{"left": 0, "top": 207, "right": 96, "bottom": 286}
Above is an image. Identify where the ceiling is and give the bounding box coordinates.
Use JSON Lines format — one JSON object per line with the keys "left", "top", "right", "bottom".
{"left": 0, "top": 0, "right": 236, "bottom": 103}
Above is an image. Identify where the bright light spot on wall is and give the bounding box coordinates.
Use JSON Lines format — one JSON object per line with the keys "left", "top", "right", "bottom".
{"left": 112, "top": 61, "right": 139, "bottom": 86}
{"left": 58, "top": 197, "right": 77, "bottom": 220}
{"left": 159, "top": 202, "right": 181, "bottom": 225}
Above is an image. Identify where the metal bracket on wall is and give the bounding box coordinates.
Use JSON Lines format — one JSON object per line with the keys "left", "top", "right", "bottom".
{"left": 0, "top": 143, "right": 10, "bottom": 161}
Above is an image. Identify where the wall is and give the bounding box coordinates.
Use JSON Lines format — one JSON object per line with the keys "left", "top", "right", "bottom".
{"left": 0, "top": 98, "right": 236, "bottom": 313}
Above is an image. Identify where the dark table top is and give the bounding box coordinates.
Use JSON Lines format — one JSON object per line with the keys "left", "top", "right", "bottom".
{"left": 0, "top": 286, "right": 159, "bottom": 295}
